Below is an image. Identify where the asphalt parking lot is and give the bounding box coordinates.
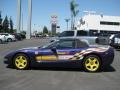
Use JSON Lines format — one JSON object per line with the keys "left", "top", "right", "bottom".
{"left": 0, "top": 39, "right": 120, "bottom": 90}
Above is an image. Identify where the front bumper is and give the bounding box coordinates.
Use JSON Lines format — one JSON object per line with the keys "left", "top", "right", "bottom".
{"left": 101, "top": 47, "right": 114, "bottom": 66}
{"left": 4, "top": 56, "right": 13, "bottom": 65}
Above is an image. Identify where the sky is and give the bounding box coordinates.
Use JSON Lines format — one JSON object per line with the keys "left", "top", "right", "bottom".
{"left": 0, "top": 0, "right": 120, "bottom": 33}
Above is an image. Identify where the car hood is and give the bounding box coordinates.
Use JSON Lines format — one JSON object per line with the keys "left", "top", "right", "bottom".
{"left": 4, "top": 47, "right": 40, "bottom": 59}
{"left": 20, "top": 47, "right": 39, "bottom": 50}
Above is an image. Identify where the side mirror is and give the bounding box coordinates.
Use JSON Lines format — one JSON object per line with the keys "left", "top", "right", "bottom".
{"left": 51, "top": 47, "right": 56, "bottom": 53}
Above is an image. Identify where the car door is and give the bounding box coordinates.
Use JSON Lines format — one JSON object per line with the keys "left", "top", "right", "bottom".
{"left": 55, "top": 40, "right": 82, "bottom": 60}
{"left": 36, "top": 48, "right": 58, "bottom": 61}
{"left": 36, "top": 41, "right": 59, "bottom": 61}
{"left": 36, "top": 39, "right": 84, "bottom": 61}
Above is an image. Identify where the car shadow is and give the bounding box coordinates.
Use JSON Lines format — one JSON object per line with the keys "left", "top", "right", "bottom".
{"left": 115, "top": 49, "right": 120, "bottom": 51}
{"left": 0, "top": 42, "right": 8, "bottom": 44}
{"left": 32, "top": 66, "right": 84, "bottom": 72}
{"left": 6, "top": 64, "right": 116, "bottom": 72}
{"left": 101, "top": 65, "right": 116, "bottom": 72}
{"left": 32, "top": 65, "right": 116, "bottom": 72}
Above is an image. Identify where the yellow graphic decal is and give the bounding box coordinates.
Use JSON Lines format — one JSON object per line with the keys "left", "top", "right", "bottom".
{"left": 57, "top": 52, "right": 68, "bottom": 55}
{"left": 36, "top": 56, "right": 41, "bottom": 60}
{"left": 36, "top": 55, "right": 57, "bottom": 61}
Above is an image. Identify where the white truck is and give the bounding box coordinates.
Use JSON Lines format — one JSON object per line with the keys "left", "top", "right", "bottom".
{"left": 51, "top": 30, "right": 98, "bottom": 45}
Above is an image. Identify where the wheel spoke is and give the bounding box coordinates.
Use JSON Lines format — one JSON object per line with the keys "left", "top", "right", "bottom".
{"left": 93, "top": 63, "right": 99, "bottom": 67}
{"left": 15, "top": 61, "right": 21, "bottom": 67}
{"left": 20, "top": 56, "right": 23, "bottom": 60}
{"left": 86, "top": 63, "right": 91, "bottom": 67}
{"left": 22, "top": 59, "right": 27, "bottom": 63}
{"left": 16, "top": 57, "right": 20, "bottom": 60}
{"left": 20, "top": 63, "right": 26, "bottom": 67}
{"left": 88, "top": 58, "right": 92, "bottom": 62}
{"left": 92, "top": 59, "right": 97, "bottom": 63}
{"left": 91, "top": 65, "right": 95, "bottom": 70}
{"left": 15, "top": 59, "right": 20, "bottom": 63}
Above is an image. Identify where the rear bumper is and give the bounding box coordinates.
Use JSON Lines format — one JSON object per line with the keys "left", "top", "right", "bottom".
{"left": 4, "top": 59, "right": 9, "bottom": 64}
{"left": 101, "top": 47, "right": 114, "bottom": 66}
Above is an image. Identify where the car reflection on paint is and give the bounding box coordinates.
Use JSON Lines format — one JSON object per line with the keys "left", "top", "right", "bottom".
{"left": 4, "top": 38, "right": 114, "bottom": 72}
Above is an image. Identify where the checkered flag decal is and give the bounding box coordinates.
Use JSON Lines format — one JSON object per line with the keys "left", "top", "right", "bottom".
{"left": 69, "top": 52, "right": 82, "bottom": 60}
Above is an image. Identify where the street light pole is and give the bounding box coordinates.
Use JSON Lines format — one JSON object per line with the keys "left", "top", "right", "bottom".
{"left": 22, "top": 13, "right": 23, "bottom": 31}
{"left": 26, "top": 0, "right": 32, "bottom": 39}
{"left": 17, "top": 0, "right": 21, "bottom": 33}
{"left": 65, "top": 18, "right": 70, "bottom": 30}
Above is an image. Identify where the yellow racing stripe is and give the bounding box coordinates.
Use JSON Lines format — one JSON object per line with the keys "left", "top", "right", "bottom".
{"left": 36, "top": 55, "right": 57, "bottom": 61}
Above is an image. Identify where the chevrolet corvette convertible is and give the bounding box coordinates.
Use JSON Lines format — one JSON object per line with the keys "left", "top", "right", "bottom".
{"left": 4, "top": 38, "right": 114, "bottom": 72}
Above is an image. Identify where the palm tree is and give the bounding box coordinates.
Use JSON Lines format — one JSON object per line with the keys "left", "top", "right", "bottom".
{"left": 70, "top": 0, "right": 79, "bottom": 30}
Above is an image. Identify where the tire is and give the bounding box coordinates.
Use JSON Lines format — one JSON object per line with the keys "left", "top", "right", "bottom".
{"left": 83, "top": 55, "right": 101, "bottom": 72}
{"left": 7, "top": 38, "right": 12, "bottom": 42}
{"left": 13, "top": 54, "right": 30, "bottom": 70}
{"left": 0, "top": 39, "right": 2, "bottom": 44}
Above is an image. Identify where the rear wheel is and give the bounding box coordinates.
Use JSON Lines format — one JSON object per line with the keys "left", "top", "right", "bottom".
{"left": 83, "top": 55, "right": 101, "bottom": 72}
{"left": 7, "top": 38, "right": 12, "bottom": 42}
{"left": 13, "top": 54, "right": 30, "bottom": 70}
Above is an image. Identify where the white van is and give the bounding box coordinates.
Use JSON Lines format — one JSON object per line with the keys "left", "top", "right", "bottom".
{"left": 0, "top": 33, "right": 16, "bottom": 42}
{"left": 52, "top": 30, "right": 98, "bottom": 44}
{"left": 109, "top": 33, "right": 120, "bottom": 49}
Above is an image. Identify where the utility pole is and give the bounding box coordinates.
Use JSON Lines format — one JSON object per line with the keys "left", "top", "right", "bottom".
{"left": 17, "top": 0, "right": 21, "bottom": 33}
{"left": 65, "top": 18, "right": 70, "bottom": 30}
{"left": 22, "top": 13, "right": 23, "bottom": 31}
{"left": 26, "top": 0, "right": 32, "bottom": 39}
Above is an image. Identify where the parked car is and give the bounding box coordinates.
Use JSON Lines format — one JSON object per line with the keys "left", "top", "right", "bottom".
{"left": 4, "top": 38, "right": 114, "bottom": 72}
{"left": 51, "top": 30, "right": 98, "bottom": 44}
{"left": 109, "top": 33, "right": 120, "bottom": 49}
{"left": 12, "top": 33, "right": 22, "bottom": 41}
{"left": 0, "top": 33, "right": 16, "bottom": 42}
{"left": 0, "top": 35, "right": 6, "bottom": 44}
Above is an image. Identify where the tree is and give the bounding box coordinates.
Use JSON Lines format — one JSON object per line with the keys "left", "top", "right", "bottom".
{"left": 43, "top": 26, "right": 48, "bottom": 34}
{"left": 70, "top": 0, "right": 79, "bottom": 30}
{"left": 20, "top": 30, "right": 26, "bottom": 39}
{"left": 9, "top": 16, "right": 13, "bottom": 33}
{"left": 3, "top": 16, "right": 9, "bottom": 33}
{"left": 0, "top": 11, "right": 3, "bottom": 32}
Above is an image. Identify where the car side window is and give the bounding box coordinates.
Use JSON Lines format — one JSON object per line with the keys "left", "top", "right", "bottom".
{"left": 76, "top": 39, "right": 89, "bottom": 48}
{"left": 116, "top": 34, "right": 120, "bottom": 38}
{"left": 56, "top": 40, "right": 75, "bottom": 49}
{"left": 5, "top": 34, "right": 8, "bottom": 36}
{"left": 77, "top": 30, "right": 88, "bottom": 36}
{"left": 59, "top": 31, "right": 74, "bottom": 37}
{"left": 45, "top": 40, "right": 75, "bottom": 49}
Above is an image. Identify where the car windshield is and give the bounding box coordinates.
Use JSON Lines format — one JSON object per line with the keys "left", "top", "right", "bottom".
{"left": 41, "top": 39, "right": 76, "bottom": 49}
{"left": 41, "top": 41, "right": 58, "bottom": 49}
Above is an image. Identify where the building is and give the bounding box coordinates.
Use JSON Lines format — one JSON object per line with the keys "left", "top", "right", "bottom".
{"left": 77, "top": 13, "right": 120, "bottom": 36}
{"left": 51, "top": 15, "right": 58, "bottom": 36}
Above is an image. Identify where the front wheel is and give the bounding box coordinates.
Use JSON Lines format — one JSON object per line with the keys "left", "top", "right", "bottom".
{"left": 13, "top": 54, "right": 30, "bottom": 70}
{"left": 83, "top": 55, "right": 101, "bottom": 72}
